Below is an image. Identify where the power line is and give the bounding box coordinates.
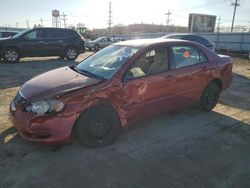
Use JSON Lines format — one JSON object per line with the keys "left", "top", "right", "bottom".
{"left": 107, "top": 1, "right": 113, "bottom": 36}
{"left": 217, "top": 16, "right": 222, "bottom": 32}
{"left": 165, "top": 10, "right": 171, "bottom": 32}
{"left": 40, "top": 18, "right": 43, "bottom": 27}
{"left": 62, "top": 12, "right": 67, "bottom": 28}
{"left": 231, "top": 0, "right": 240, "bottom": 32}
{"left": 26, "top": 20, "right": 29, "bottom": 28}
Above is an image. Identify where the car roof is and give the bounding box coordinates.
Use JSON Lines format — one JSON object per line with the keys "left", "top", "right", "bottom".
{"left": 114, "top": 38, "right": 190, "bottom": 48}
{"left": 29, "top": 27, "right": 74, "bottom": 31}
{"left": 165, "top": 34, "right": 207, "bottom": 39}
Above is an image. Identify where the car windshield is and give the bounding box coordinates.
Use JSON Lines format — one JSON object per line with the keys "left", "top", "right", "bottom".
{"left": 12, "top": 30, "right": 29, "bottom": 38}
{"left": 76, "top": 45, "right": 138, "bottom": 79}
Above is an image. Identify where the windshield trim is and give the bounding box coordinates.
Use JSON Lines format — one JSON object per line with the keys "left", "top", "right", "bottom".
{"left": 12, "top": 29, "right": 29, "bottom": 38}
{"left": 70, "top": 65, "right": 106, "bottom": 80}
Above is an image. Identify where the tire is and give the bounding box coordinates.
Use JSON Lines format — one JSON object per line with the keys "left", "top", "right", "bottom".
{"left": 74, "top": 106, "right": 121, "bottom": 148}
{"left": 94, "top": 44, "right": 100, "bottom": 51}
{"left": 200, "top": 82, "right": 221, "bottom": 111}
{"left": 3, "top": 48, "right": 20, "bottom": 63}
{"left": 65, "top": 47, "right": 78, "bottom": 60}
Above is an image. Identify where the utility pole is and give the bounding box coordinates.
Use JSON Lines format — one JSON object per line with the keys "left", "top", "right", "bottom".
{"left": 107, "top": 1, "right": 112, "bottom": 36}
{"left": 62, "top": 12, "right": 67, "bottom": 28}
{"left": 16, "top": 22, "right": 18, "bottom": 28}
{"left": 231, "top": 0, "right": 240, "bottom": 33}
{"left": 40, "top": 18, "right": 43, "bottom": 27}
{"left": 165, "top": 10, "right": 171, "bottom": 31}
{"left": 217, "top": 16, "right": 221, "bottom": 33}
{"left": 26, "top": 20, "right": 30, "bottom": 29}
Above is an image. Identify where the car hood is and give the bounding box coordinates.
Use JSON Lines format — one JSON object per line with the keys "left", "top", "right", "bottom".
{"left": 19, "top": 66, "right": 103, "bottom": 102}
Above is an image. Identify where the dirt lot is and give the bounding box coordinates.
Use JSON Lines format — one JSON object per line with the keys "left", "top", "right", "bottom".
{"left": 0, "top": 54, "right": 250, "bottom": 188}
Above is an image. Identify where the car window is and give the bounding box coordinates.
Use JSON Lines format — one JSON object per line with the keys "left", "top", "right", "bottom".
{"left": 23, "top": 30, "right": 44, "bottom": 40}
{"left": 77, "top": 45, "right": 138, "bottom": 79}
{"left": 45, "top": 29, "right": 59, "bottom": 38}
{"left": 187, "top": 36, "right": 208, "bottom": 45}
{"left": 125, "top": 47, "right": 169, "bottom": 80}
{"left": 56, "top": 29, "right": 72, "bottom": 38}
{"left": 24, "top": 31, "right": 37, "bottom": 39}
{"left": 170, "top": 46, "right": 208, "bottom": 69}
{"left": 44, "top": 29, "right": 70, "bottom": 38}
{"left": 63, "top": 30, "right": 73, "bottom": 37}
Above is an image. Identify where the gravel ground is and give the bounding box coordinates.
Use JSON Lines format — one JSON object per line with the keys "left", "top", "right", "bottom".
{"left": 0, "top": 55, "right": 250, "bottom": 188}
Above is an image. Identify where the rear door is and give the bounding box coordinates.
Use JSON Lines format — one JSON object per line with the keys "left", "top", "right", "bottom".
{"left": 168, "top": 45, "right": 211, "bottom": 106}
{"left": 43, "top": 29, "right": 66, "bottom": 55}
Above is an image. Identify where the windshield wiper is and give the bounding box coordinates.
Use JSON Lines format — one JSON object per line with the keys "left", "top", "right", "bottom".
{"left": 72, "top": 66, "right": 105, "bottom": 80}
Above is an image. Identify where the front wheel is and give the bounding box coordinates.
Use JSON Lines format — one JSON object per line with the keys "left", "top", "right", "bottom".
{"left": 3, "top": 48, "right": 20, "bottom": 63}
{"left": 74, "top": 106, "right": 121, "bottom": 148}
{"left": 200, "top": 82, "right": 221, "bottom": 111}
{"left": 65, "top": 47, "right": 78, "bottom": 60}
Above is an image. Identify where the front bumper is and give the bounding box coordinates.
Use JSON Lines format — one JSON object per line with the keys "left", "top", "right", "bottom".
{"left": 9, "top": 101, "right": 76, "bottom": 145}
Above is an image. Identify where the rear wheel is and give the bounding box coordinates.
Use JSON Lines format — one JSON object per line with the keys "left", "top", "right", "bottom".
{"left": 65, "top": 47, "right": 78, "bottom": 60}
{"left": 74, "top": 106, "right": 121, "bottom": 148}
{"left": 200, "top": 82, "right": 221, "bottom": 111}
{"left": 3, "top": 48, "right": 20, "bottom": 63}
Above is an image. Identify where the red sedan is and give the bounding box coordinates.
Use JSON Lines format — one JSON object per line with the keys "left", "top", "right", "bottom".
{"left": 9, "top": 39, "right": 233, "bottom": 147}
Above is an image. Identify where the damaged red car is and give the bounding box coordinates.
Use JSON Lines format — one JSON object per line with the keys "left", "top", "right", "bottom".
{"left": 9, "top": 39, "right": 233, "bottom": 147}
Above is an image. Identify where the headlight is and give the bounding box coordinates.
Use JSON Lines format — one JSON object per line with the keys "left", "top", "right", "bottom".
{"left": 25, "top": 100, "right": 65, "bottom": 116}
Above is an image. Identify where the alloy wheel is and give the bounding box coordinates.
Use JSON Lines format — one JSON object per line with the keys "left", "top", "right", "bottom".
{"left": 5, "top": 50, "right": 18, "bottom": 62}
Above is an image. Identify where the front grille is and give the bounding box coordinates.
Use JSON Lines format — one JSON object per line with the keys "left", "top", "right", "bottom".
{"left": 14, "top": 91, "right": 27, "bottom": 108}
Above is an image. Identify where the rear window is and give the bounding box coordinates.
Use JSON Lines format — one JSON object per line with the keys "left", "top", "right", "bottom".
{"left": 170, "top": 46, "right": 208, "bottom": 69}
{"left": 45, "top": 29, "right": 73, "bottom": 38}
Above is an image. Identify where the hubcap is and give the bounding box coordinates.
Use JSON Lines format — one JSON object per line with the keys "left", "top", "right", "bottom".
{"left": 87, "top": 119, "right": 110, "bottom": 138}
{"left": 5, "top": 50, "right": 18, "bottom": 62}
{"left": 67, "top": 49, "right": 77, "bottom": 59}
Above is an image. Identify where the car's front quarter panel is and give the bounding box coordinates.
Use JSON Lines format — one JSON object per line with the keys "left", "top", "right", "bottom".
{"left": 9, "top": 104, "right": 75, "bottom": 144}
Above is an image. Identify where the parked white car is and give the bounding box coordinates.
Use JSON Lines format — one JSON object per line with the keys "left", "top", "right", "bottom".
{"left": 86, "top": 37, "right": 114, "bottom": 50}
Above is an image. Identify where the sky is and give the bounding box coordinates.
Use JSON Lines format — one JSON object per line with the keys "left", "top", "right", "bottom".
{"left": 0, "top": 0, "right": 249, "bottom": 29}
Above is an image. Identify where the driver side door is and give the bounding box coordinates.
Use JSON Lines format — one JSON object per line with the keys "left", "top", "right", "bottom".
{"left": 120, "top": 47, "right": 177, "bottom": 122}
{"left": 19, "top": 29, "right": 46, "bottom": 57}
